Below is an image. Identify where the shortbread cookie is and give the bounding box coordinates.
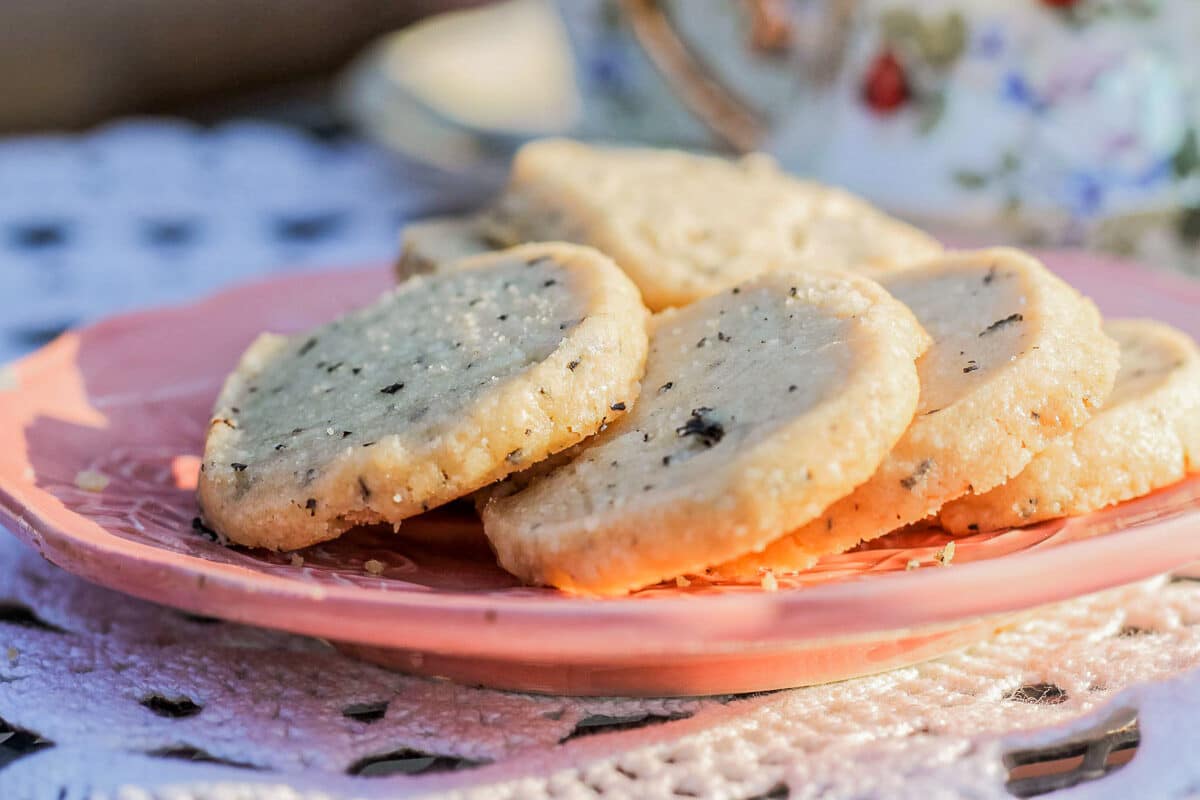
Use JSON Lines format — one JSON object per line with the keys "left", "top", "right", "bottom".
{"left": 715, "top": 248, "right": 1119, "bottom": 578}
{"left": 941, "top": 319, "right": 1200, "bottom": 533}
{"left": 396, "top": 214, "right": 492, "bottom": 281}
{"left": 198, "top": 243, "right": 649, "bottom": 551}
{"left": 480, "top": 270, "right": 930, "bottom": 595}
{"left": 480, "top": 138, "right": 942, "bottom": 309}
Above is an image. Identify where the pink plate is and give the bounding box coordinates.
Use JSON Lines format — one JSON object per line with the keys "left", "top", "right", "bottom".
{"left": 2, "top": 250, "right": 1199, "bottom": 696}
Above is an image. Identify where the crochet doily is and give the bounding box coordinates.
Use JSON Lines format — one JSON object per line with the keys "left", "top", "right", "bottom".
{"left": 0, "top": 119, "right": 502, "bottom": 365}
{"left": 1, "top": 525, "right": 1199, "bottom": 799}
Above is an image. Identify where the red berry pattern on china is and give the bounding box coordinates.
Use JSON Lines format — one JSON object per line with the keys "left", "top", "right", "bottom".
{"left": 862, "top": 51, "right": 909, "bottom": 114}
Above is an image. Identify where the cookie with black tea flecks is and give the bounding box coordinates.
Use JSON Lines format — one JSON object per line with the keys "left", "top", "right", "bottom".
{"left": 714, "top": 248, "right": 1118, "bottom": 578}
{"left": 480, "top": 270, "right": 930, "bottom": 595}
{"left": 941, "top": 318, "right": 1200, "bottom": 533}
{"left": 198, "top": 243, "right": 649, "bottom": 551}
{"left": 480, "top": 138, "right": 942, "bottom": 310}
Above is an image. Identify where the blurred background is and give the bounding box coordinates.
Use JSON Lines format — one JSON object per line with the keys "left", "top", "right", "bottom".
{"left": 1, "top": 0, "right": 1196, "bottom": 361}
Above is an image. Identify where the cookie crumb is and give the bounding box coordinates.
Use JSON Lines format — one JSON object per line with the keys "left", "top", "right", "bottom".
{"left": 364, "top": 559, "right": 385, "bottom": 575}
{"left": 760, "top": 571, "right": 778, "bottom": 592}
{"left": 75, "top": 470, "right": 109, "bottom": 492}
{"left": 5, "top": 647, "right": 17, "bottom": 662}
{"left": 935, "top": 541, "right": 956, "bottom": 567}
{"left": 289, "top": 553, "right": 305, "bottom": 567}
{"left": 906, "top": 559, "right": 921, "bottom": 571}
{"left": 675, "top": 575, "right": 691, "bottom": 588}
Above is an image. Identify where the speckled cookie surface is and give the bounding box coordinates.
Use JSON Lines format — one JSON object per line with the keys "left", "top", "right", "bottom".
{"left": 480, "top": 138, "right": 943, "bottom": 310}
{"left": 198, "top": 243, "right": 649, "bottom": 551}
{"left": 395, "top": 214, "right": 493, "bottom": 281}
{"left": 480, "top": 270, "right": 929, "bottom": 596}
{"left": 716, "top": 248, "right": 1119, "bottom": 578}
{"left": 940, "top": 319, "right": 1200, "bottom": 533}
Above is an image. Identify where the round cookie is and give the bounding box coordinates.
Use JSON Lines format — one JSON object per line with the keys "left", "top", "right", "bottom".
{"left": 714, "top": 248, "right": 1119, "bottom": 578}
{"left": 940, "top": 319, "right": 1200, "bottom": 533}
{"left": 480, "top": 138, "right": 943, "bottom": 309}
{"left": 480, "top": 270, "right": 930, "bottom": 595}
{"left": 198, "top": 243, "right": 649, "bottom": 551}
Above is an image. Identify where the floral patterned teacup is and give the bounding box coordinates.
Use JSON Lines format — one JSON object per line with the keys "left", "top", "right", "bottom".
{"left": 562, "top": 0, "right": 1200, "bottom": 270}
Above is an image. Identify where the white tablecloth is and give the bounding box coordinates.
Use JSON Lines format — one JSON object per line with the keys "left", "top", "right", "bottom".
{"left": 0, "top": 119, "right": 500, "bottom": 364}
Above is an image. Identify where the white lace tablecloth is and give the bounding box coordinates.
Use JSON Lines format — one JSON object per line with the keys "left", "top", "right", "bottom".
{"left": 3, "top": 120, "right": 1200, "bottom": 800}
{"left": 0, "top": 119, "right": 501, "bottom": 364}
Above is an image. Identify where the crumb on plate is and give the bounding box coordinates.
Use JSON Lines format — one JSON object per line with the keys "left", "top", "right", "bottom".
{"left": 75, "top": 470, "right": 109, "bottom": 492}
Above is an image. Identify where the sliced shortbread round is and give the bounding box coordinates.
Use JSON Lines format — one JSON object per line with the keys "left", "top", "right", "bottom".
{"left": 479, "top": 138, "right": 943, "bottom": 309}
{"left": 198, "top": 243, "right": 649, "bottom": 551}
{"left": 940, "top": 319, "right": 1200, "bottom": 533}
{"left": 396, "top": 214, "right": 492, "bottom": 281}
{"left": 480, "top": 270, "right": 930, "bottom": 595}
{"left": 714, "top": 248, "right": 1119, "bottom": 578}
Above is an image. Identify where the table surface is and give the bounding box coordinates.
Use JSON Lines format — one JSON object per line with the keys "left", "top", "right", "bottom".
{"left": 0, "top": 119, "right": 503, "bottom": 364}
{"left": 2, "top": 120, "right": 1200, "bottom": 799}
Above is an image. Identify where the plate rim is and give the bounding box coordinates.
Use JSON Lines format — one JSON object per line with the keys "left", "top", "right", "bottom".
{"left": 4, "top": 476, "right": 1199, "bottom": 659}
{"left": 2, "top": 252, "right": 1199, "bottom": 660}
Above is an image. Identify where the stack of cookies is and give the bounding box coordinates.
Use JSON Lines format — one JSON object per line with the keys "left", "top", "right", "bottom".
{"left": 198, "top": 139, "right": 1200, "bottom": 596}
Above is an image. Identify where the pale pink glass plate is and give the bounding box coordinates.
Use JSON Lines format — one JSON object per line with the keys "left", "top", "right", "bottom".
{"left": 1, "top": 250, "right": 1198, "bottom": 696}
